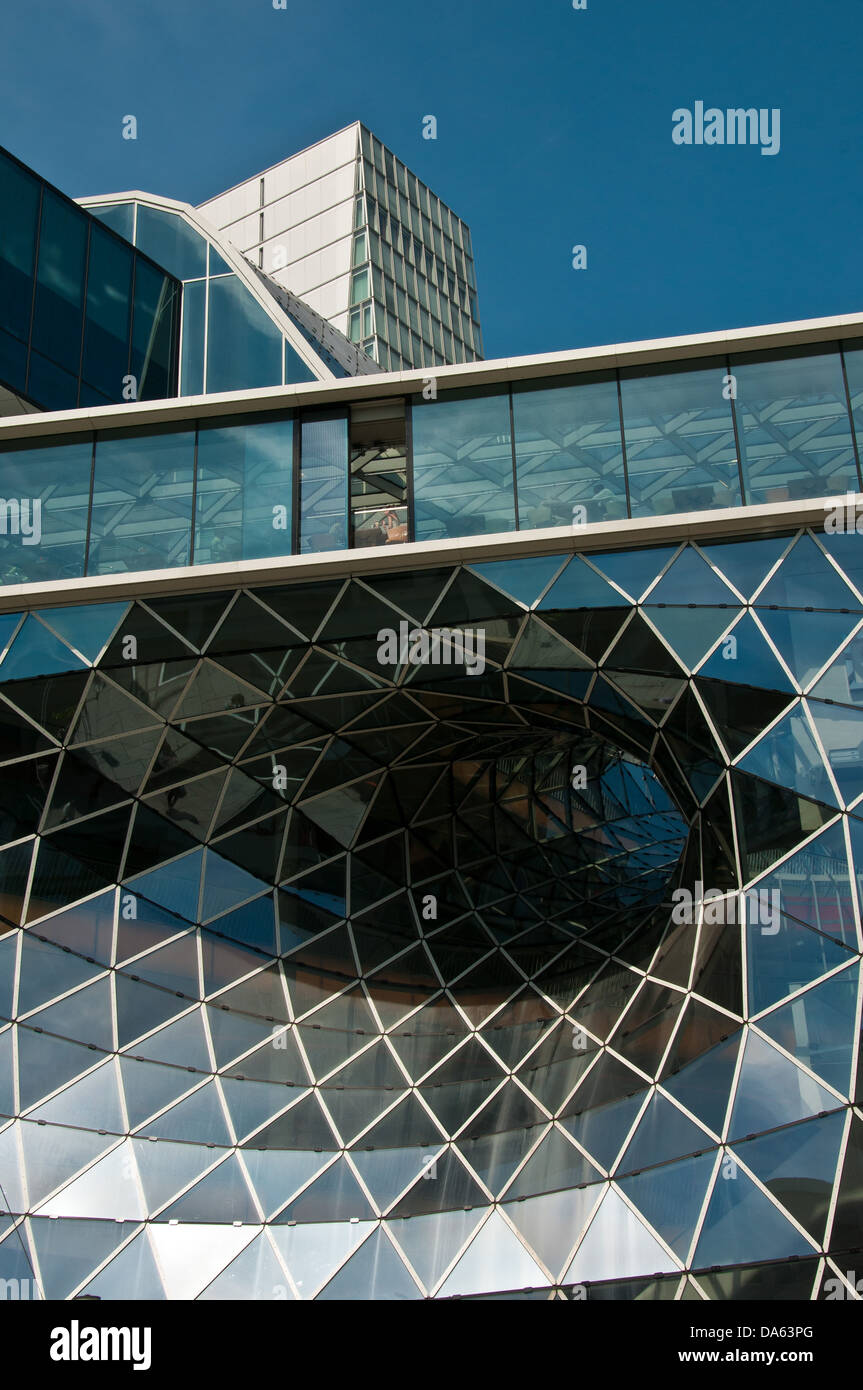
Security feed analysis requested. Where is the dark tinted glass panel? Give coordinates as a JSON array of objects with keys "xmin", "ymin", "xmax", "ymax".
[
  {"xmin": 180, "ymin": 279, "xmax": 205, "ymax": 396},
  {"xmin": 732, "ymin": 347, "xmax": 858, "ymax": 505},
  {"xmin": 0, "ymin": 151, "xmax": 40, "ymax": 342},
  {"xmin": 620, "ymin": 360, "xmax": 741, "ymax": 517},
  {"xmin": 300, "ymin": 414, "xmax": 348, "ymax": 553},
  {"xmin": 135, "ymin": 204, "xmax": 207, "ymax": 281},
  {"xmin": 82, "ymin": 224, "xmax": 133, "ymax": 398},
  {"xmin": 89, "ymin": 428, "xmax": 194, "ymax": 573},
  {"xmin": 206, "ymin": 276, "xmax": 282, "ymax": 393},
  {"xmin": 412, "ymin": 388, "xmax": 515, "ymax": 541},
  {"xmin": 131, "ymin": 259, "xmax": 178, "ymax": 401},
  {"xmin": 0, "ymin": 329, "xmax": 28, "ymax": 396},
  {"xmin": 27, "ymin": 352, "xmax": 79, "ymax": 410},
  {"xmin": 513, "ymin": 373, "xmax": 626, "ymax": 528},
  {"xmin": 31, "ymin": 189, "xmax": 88, "ymax": 372},
  {"xmin": 0, "ymin": 436, "xmax": 91, "ymax": 585},
  {"xmin": 285, "ymin": 340, "xmax": 316, "ymax": 385},
  {"xmin": 196, "ymin": 417, "xmax": 294, "ymax": 564}
]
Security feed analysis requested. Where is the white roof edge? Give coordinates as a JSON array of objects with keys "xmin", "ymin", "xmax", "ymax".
[
  {"xmin": 0, "ymin": 494, "xmax": 852, "ymax": 615},
  {"xmin": 3, "ymin": 308, "xmax": 863, "ymax": 440}
]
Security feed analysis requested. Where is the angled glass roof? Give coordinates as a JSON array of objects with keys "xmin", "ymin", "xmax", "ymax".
[{"xmin": 79, "ymin": 193, "xmax": 382, "ymax": 392}]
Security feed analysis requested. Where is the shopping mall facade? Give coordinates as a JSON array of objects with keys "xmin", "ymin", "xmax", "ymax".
[{"xmin": 0, "ymin": 129, "xmax": 861, "ymax": 1301}]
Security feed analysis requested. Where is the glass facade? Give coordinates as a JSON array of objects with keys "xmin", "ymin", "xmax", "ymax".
[
  {"xmin": 86, "ymin": 200, "xmax": 325, "ymax": 394},
  {"xmin": 0, "ymin": 526, "xmax": 861, "ymax": 1299},
  {"xmin": 0, "ymin": 147, "xmax": 180, "ymax": 411},
  {"xmin": 2, "ymin": 337, "xmax": 863, "ymax": 586},
  {"xmin": 357, "ymin": 126, "xmax": 482, "ymax": 373}
]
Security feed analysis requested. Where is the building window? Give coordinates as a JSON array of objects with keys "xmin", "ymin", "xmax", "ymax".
[{"xmin": 350, "ymin": 268, "xmax": 370, "ymax": 305}]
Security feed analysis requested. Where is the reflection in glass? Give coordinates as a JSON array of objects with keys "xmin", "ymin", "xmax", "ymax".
[
  {"xmin": 82, "ymin": 224, "xmax": 133, "ymax": 398},
  {"xmin": 299, "ymin": 415, "xmax": 348, "ymax": 553},
  {"xmin": 412, "ymin": 388, "xmax": 515, "ymax": 541},
  {"xmin": 620, "ymin": 360, "xmax": 741, "ymax": 517},
  {"xmin": 513, "ymin": 373, "xmax": 626, "ymax": 529},
  {"xmin": 0, "ymin": 151, "xmax": 40, "ymax": 348},
  {"xmin": 207, "ymin": 276, "xmax": 282, "ymax": 393},
  {"xmin": 196, "ymin": 417, "xmax": 294, "ymax": 564},
  {"xmin": 732, "ymin": 347, "xmax": 859, "ymax": 506},
  {"xmin": 135, "ymin": 204, "xmax": 207, "ymax": 281},
  {"xmin": 0, "ymin": 436, "xmax": 92, "ymax": 586},
  {"xmin": 31, "ymin": 189, "xmax": 88, "ymax": 378},
  {"xmin": 89, "ymin": 428, "xmax": 194, "ymax": 573}
]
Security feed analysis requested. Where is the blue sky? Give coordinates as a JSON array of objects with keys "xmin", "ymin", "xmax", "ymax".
[{"xmin": 2, "ymin": 0, "xmax": 860, "ymax": 359}]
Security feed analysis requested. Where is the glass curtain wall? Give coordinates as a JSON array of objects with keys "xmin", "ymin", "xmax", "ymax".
[
  {"xmin": 1, "ymin": 339, "xmax": 862, "ymax": 586},
  {"xmin": 0, "ymin": 148, "xmax": 180, "ymax": 411}
]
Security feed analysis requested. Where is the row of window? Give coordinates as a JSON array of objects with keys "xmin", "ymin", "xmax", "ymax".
[
  {"xmin": 2, "ymin": 341, "xmax": 862, "ymax": 587},
  {"xmin": 358, "ymin": 131, "xmax": 473, "ymax": 258},
  {"xmin": 364, "ymin": 194, "xmax": 477, "ymax": 296},
  {"xmin": 347, "ymin": 285, "xmax": 478, "ymax": 367},
  {"xmin": 0, "ymin": 149, "xmax": 180, "ymax": 412}
]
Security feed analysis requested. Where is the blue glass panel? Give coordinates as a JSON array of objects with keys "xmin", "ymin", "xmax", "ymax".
[
  {"xmin": 728, "ymin": 1032, "xmax": 838, "ymax": 1140},
  {"xmin": 759, "ymin": 965, "xmax": 858, "ymax": 1094},
  {"xmin": 31, "ymin": 189, "xmax": 87, "ymax": 374},
  {"xmin": 729, "ymin": 1112, "xmax": 845, "ymax": 1245},
  {"xmin": 180, "ymin": 277, "xmax": 205, "ymax": 396},
  {"xmin": 0, "ymin": 615, "xmax": 87, "ymax": 679},
  {"xmin": 757, "ymin": 610, "xmax": 858, "ymax": 690},
  {"xmin": 755, "ymin": 534, "xmax": 858, "ymax": 610},
  {"xmin": 200, "ymin": 849, "xmax": 268, "ymax": 920},
  {"xmin": 753, "ymin": 818, "xmax": 857, "ymax": 947},
  {"xmin": 697, "ymin": 613, "xmax": 795, "ymax": 691},
  {"xmin": 82, "ymin": 224, "xmax": 133, "ymax": 399},
  {"xmin": 661, "ymin": 1034, "xmax": 741, "ymax": 1136},
  {"xmin": 619, "ymin": 1093, "xmax": 711, "ymax": 1173},
  {"xmin": 207, "ymin": 245, "xmax": 231, "ymax": 277},
  {"xmin": 699, "ymin": 535, "xmax": 789, "ymax": 599},
  {"xmin": 89, "ymin": 427, "xmax": 194, "ymax": 573},
  {"xmin": 648, "ymin": 546, "xmax": 737, "ymax": 605},
  {"xmin": 195, "ymin": 417, "xmax": 293, "ymax": 564},
  {"xmin": 131, "ymin": 258, "xmax": 178, "ymax": 402},
  {"xmin": 809, "ymin": 628, "xmax": 863, "ymax": 707},
  {"xmin": 618, "ymin": 1152, "xmax": 715, "ymax": 1261},
  {"xmin": 512, "ymin": 373, "xmax": 626, "ymax": 528},
  {"xmin": 747, "ymin": 915, "xmax": 852, "ymax": 1017},
  {"xmin": 129, "ymin": 849, "xmax": 204, "ymax": 921},
  {"xmin": 470, "ymin": 555, "xmax": 566, "ymax": 608},
  {"xmin": 559, "ymin": 1093, "xmax": 643, "ymax": 1169},
  {"xmin": 299, "ymin": 414, "xmax": 348, "ymax": 554},
  {"xmin": 0, "ymin": 151, "xmax": 40, "ymax": 342},
  {"xmin": 134, "ymin": 204, "xmax": 207, "ymax": 281},
  {"xmin": 34, "ymin": 602, "xmax": 128, "ymax": 662},
  {"xmin": 538, "ymin": 556, "xmax": 629, "ymax": 610},
  {"xmin": 87, "ymin": 202, "xmax": 134, "ymax": 242},
  {"xmin": 732, "ymin": 347, "xmax": 858, "ymax": 506},
  {"xmin": 207, "ymin": 275, "xmax": 282, "ymax": 393},
  {"xmin": 694, "ymin": 1164, "xmax": 813, "ymax": 1267},
  {"xmin": 737, "ymin": 704, "xmax": 839, "ymax": 806},
  {"xmin": 285, "ymin": 339, "xmax": 317, "ymax": 384},
  {"xmin": 620, "ymin": 360, "xmax": 740, "ymax": 518},
  {"xmin": 0, "ymin": 436, "xmax": 92, "ymax": 585},
  {"xmin": 0, "ymin": 328, "xmax": 27, "ymax": 396},
  {"xmin": 806, "ymin": 699, "xmax": 863, "ymax": 802},
  {"xmin": 586, "ymin": 545, "xmax": 678, "ymax": 601},
  {"xmin": 412, "ymin": 389, "xmax": 515, "ymax": 541},
  {"xmin": 27, "ymin": 352, "xmax": 79, "ymax": 410}
]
